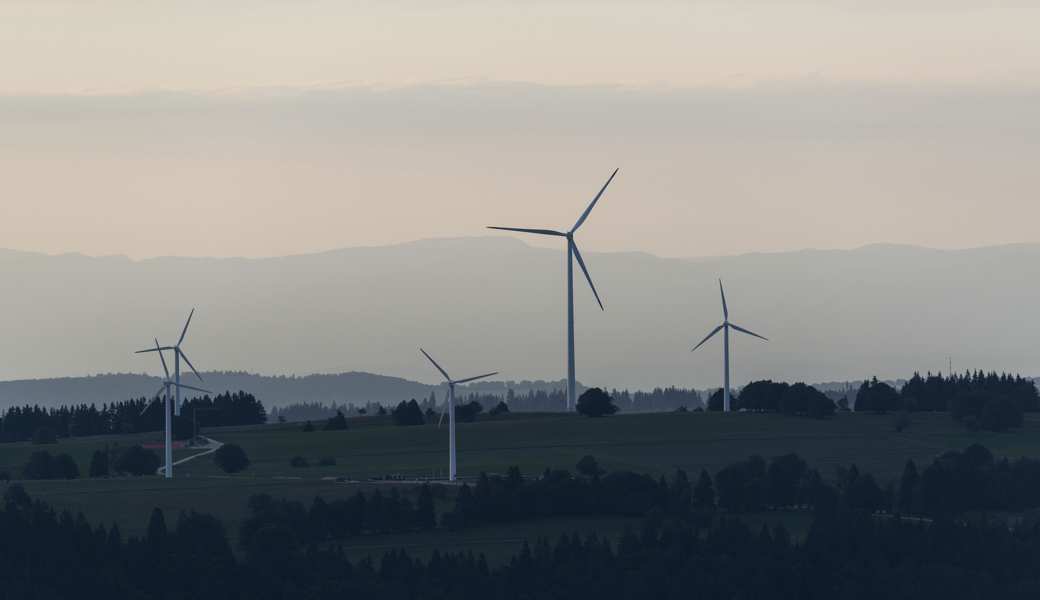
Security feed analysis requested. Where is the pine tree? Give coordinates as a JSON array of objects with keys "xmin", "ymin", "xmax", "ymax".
[
  {"xmin": 898, "ymin": 459, "xmax": 917, "ymax": 511},
  {"xmin": 692, "ymin": 469, "xmax": 715, "ymax": 509},
  {"xmin": 416, "ymin": 484, "xmax": 436, "ymax": 530}
]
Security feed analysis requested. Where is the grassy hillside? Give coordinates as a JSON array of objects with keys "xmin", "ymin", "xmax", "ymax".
[{"xmin": 3, "ymin": 410, "xmax": 1037, "ymax": 563}]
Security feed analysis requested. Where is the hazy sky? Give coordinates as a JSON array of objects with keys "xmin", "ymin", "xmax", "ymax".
[{"xmin": 2, "ymin": 0, "xmax": 1039, "ymax": 260}]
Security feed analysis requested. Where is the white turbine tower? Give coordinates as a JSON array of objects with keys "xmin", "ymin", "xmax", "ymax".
[
  {"xmin": 136, "ymin": 309, "xmax": 203, "ymax": 417},
  {"xmin": 140, "ymin": 340, "xmax": 211, "ymax": 478},
  {"xmin": 420, "ymin": 348, "xmax": 496, "ymax": 482},
  {"xmin": 691, "ymin": 280, "xmax": 768, "ymax": 412},
  {"xmin": 488, "ymin": 169, "xmax": 617, "ymax": 412}
]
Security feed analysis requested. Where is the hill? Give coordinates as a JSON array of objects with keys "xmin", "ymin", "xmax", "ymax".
[{"xmin": 0, "ymin": 370, "xmax": 583, "ymax": 411}]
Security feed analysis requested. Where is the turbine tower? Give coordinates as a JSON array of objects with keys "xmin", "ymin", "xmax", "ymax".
[
  {"xmin": 691, "ymin": 280, "xmax": 768, "ymax": 411},
  {"xmin": 420, "ymin": 348, "xmax": 496, "ymax": 482},
  {"xmin": 488, "ymin": 169, "xmax": 617, "ymax": 412},
  {"xmin": 136, "ymin": 309, "xmax": 203, "ymax": 417},
  {"xmin": 140, "ymin": 340, "xmax": 211, "ymax": 478}
]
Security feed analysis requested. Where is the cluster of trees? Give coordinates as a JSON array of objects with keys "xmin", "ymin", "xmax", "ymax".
[
  {"xmin": 0, "ymin": 390, "xmax": 269, "ymax": 443},
  {"xmin": 857, "ymin": 371, "xmax": 1038, "ymax": 432},
  {"xmin": 502, "ymin": 388, "xmax": 568, "ymax": 412},
  {"xmin": 20, "ymin": 451, "xmax": 80, "ymax": 480},
  {"xmin": 898, "ymin": 445, "xmax": 1040, "ymax": 516},
  {"xmin": 239, "ymin": 486, "xmax": 437, "ymax": 549},
  {"xmin": 181, "ymin": 391, "xmax": 268, "ymax": 428},
  {"xmin": 440, "ymin": 460, "xmax": 698, "ymax": 529},
  {"xmin": 391, "ymin": 399, "xmax": 425, "ymax": 426},
  {"xmin": 708, "ymin": 443, "xmax": 1040, "ymax": 518},
  {"xmin": 268, "ymin": 400, "xmax": 392, "ymax": 423},
  {"xmin": 2, "ymin": 484, "xmax": 1040, "ymax": 599},
  {"xmin": 723, "ymin": 381, "xmax": 836, "ymax": 417},
  {"xmin": 609, "ymin": 387, "xmax": 704, "ymax": 412},
  {"xmin": 18, "ymin": 444, "xmax": 163, "ymax": 480},
  {"xmin": 710, "ymin": 453, "xmax": 887, "ymax": 514}
]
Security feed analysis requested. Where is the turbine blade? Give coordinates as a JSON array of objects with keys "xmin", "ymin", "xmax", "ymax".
[
  {"xmin": 155, "ymin": 339, "xmax": 170, "ymax": 379},
  {"xmin": 570, "ymin": 168, "xmax": 618, "ymax": 233},
  {"xmin": 135, "ymin": 346, "xmax": 174, "ymax": 353},
  {"xmin": 486, "ymin": 227, "xmax": 566, "ymax": 237},
  {"xmin": 728, "ymin": 323, "xmax": 768, "ymax": 341},
  {"xmin": 691, "ymin": 324, "xmax": 725, "ymax": 352},
  {"xmin": 438, "ymin": 393, "xmax": 449, "ymax": 428},
  {"xmin": 453, "ymin": 372, "xmax": 498, "ymax": 385},
  {"xmin": 178, "ymin": 308, "xmax": 194, "ymax": 345},
  {"xmin": 140, "ymin": 386, "xmax": 164, "ymax": 415},
  {"xmin": 178, "ymin": 350, "xmax": 203, "ymax": 381},
  {"xmin": 420, "ymin": 348, "xmax": 452, "ymax": 382},
  {"xmin": 571, "ymin": 242, "xmax": 603, "ymax": 310},
  {"xmin": 171, "ymin": 382, "xmax": 212, "ymax": 394},
  {"xmin": 719, "ymin": 279, "xmax": 728, "ymax": 321}
]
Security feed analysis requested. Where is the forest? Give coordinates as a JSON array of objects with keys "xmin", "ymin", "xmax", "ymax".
[
  {"xmin": 0, "ymin": 391, "xmax": 267, "ymax": 442},
  {"xmin": 2, "ymin": 443, "xmax": 1040, "ymax": 599}
]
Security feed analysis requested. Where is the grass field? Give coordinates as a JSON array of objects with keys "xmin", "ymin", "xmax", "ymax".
[{"xmin": 3, "ymin": 410, "xmax": 1038, "ymax": 561}]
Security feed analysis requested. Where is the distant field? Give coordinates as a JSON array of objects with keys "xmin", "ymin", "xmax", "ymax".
[{"xmin": 3, "ymin": 410, "xmax": 1037, "ymax": 561}]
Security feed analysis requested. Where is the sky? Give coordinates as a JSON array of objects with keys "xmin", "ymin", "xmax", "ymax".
[{"xmin": 1, "ymin": 0, "xmax": 1039, "ymax": 262}]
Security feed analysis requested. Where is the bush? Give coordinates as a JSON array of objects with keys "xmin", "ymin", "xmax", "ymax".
[
  {"xmin": 302, "ymin": 420, "xmax": 314, "ymax": 432},
  {"xmin": 377, "ymin": 406, "xmax": 388, "ymax": 416},
  {"xmin": 324, "ymin": 410, "xmax": 348, "ymax": 431},
  {"xmin": 391, "ymin": 399, "xmax": 425, "ymax": 426},
  {"xmin": 963, "ymin": 415, "xmax": 981, "ymax": 432},
  {"xmin": 0, "ymin": 470, "xmax": 9, "ymax": 482},
  {"xmin": 55, "ymin": 453, "xmax": 79, "ymax": 479},
  {"xmin": 112, "ymin": 445, "xmax": 161, "ymax": 476},
  {"xmin": 88, "ymin": 450, "xmax": 110, "ymax": 477},
  {"xmin": 316, "ymin": 457, "xmax": 336, "ymax": 467},
  {"xmin": 22, "ymin": 451, "xmax": 57, "ymax": 479},
  {"xmin": 290, "ymin": 456, "xmax": 309, "ymax": 468},
  {"xmin": 576, "ymin": 388, "xmax": 619, "ymax": 417},
  {"xmin": 489, "ymin": 401, "xmax": 510, "ymax": 418},
  {"xmin": 213, "ymin": 444, "xmax": 251, "ymax": 473},
  {"xmin": 31, "ymin": 426, "xmax": 57, "ymax": 445}
]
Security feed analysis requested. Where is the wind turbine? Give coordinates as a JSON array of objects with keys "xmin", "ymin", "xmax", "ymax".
[
  {"xmin": 140, "ymin": 340, "xmax": 211, "ymax": 478},
  {"xmin": 488, "ymin": 169, "xmax": 617, "ymax": 412},
  {"xmin": 136, "ymin": 309, "xmax": 203, "ymax": 417},
  {"xmin": 691, "ymin": 280, "xmax": 768, "ymax": 412},
  {"xmin": 420, "ymin": 348, "xmax": 496, "ymax": 482}
]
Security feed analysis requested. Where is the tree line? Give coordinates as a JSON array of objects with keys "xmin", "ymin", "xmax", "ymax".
[
  {"xmin": 610, "ymin": 387, "xmax": 704, "ymax": 412},
  {"xmin": 0, "ymin": 391, "xmax": 267, "ymax": 443},
  {"xmin": 1, "ymin": 482, "xmax": 1039, "ymax": 599},
  {"xmin": 857, "ymin": 370, "xmax": 1038, "ymax": 432}
]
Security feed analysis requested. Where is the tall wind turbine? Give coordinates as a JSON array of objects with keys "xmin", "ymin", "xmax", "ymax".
[
  {"xmin": 420, "ymin": 348, "xmax": 496, "ymax": 482},
  {"xmin": 691, "ymin": 280, "xmax": 768, "ymax": 412},
  {"xmin": 136, "ymin": 309, "xmax": 203, "ymax": 417},
  {"xmin": 488, "ymin": 169, "xmax": 617, "ymax": 412},
  {"xmin": 140, "ymin": 340, "xmax": 211, "ymax": 478}
]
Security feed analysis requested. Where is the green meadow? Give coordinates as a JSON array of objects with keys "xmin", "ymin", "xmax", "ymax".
[{"xmin": 3, "ymin": 410, "xmax": 1038, "ymax": 562}]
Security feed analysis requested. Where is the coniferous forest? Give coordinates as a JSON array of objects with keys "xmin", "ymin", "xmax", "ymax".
[{"xmin": 2, "ymin": 443, "xmax": 1040, "ymax": 599}]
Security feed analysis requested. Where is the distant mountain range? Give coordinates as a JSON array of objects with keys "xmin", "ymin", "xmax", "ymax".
[{"xmin": 1, "ymin": 237, "xmax": 1038, "ymax": 398}]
